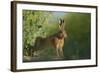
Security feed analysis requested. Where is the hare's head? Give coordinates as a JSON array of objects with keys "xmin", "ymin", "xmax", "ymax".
[{"xmin": 58, "ymin": 18, "xmax": 67, "ymax": 38}]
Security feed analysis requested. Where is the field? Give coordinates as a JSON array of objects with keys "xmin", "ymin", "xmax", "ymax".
[{"xmin": 22, "ymin": 10, "xmax": 91, "ymax": 62}]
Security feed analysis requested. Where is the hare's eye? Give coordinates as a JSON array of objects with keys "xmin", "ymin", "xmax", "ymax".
[{"xmin": 37, "ymin": 25, "xmax": 42, "ymax": 28}]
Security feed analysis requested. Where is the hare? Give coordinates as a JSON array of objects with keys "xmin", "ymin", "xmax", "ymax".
[{"xmin": 30, "ymin": 18, "xmax": 67, "ymax": 57}]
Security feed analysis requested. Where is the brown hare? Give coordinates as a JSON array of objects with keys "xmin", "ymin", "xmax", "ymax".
[{"xmin": 30, "ymin": 18, "xmax": 67, "ymax": 57}]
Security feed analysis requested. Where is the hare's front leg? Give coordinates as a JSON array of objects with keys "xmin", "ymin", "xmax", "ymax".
[
  {"xmin": 56, "ymin": 48, "xmax": 64, "ymax": 57},
  {"xmin": 56, "ymin": 48, "xmax": 60, "ymax": 57},
  {"xmin": 59, "ymin": 40, "xmax": 64, "ymax": 57},
  {"xmin": 59, "ymin": 48, "xmax": 64, "ymax": 57}
]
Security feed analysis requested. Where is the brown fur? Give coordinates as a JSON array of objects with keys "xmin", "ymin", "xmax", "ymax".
[{"xmin": 30, "ymin": 19, "xmax": 67, "ymax": 57}]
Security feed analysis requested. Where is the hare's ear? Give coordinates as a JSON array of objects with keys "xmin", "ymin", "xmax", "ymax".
[
  {"xmin": 58, "ymin": 18, "xmax": 65, "ymax": 30},
  {"xmin": 62, "ymin": 19, "xmax": 65, "ymax": 28}
]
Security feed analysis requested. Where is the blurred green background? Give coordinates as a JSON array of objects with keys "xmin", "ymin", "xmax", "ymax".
[{"xmin": 23, "ymin": 10, "xmax": 91, "ymax": 61}]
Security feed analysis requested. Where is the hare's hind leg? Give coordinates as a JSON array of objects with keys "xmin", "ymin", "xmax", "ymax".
[{"xmin": 30, "ymin": 48, "xmax": 34, "ymax": 57}]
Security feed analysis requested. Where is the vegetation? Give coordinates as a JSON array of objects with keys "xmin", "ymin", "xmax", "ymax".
[{"xmin": 23, "ymin": 10, "xmax": 91, "ymax": 61}]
